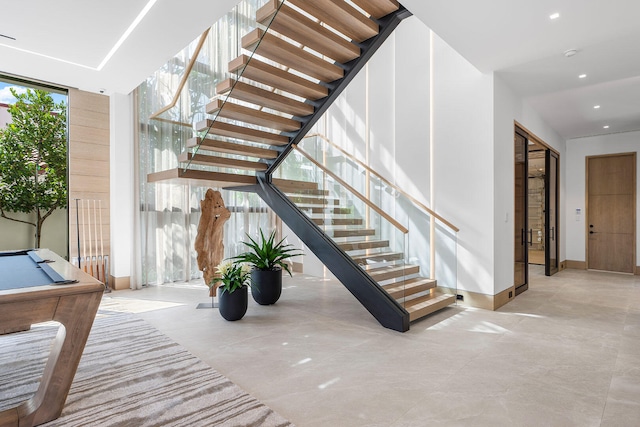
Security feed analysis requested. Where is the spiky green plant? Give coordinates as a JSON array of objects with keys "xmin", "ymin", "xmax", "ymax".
[
  {"xmin": 234, "ymin": 229, "xmax": 303, "ymax": 276},
  {"xmin": 209, "ymin": 260, "xmax": 251, "ymax": 294}
]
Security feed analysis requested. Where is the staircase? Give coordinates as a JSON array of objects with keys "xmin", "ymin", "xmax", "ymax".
[
  {"xmin": 148, "ymin": 0, "xmax": 457, "ymax": 331},
  {"xmin": 283, "ymin": 160, "xmax": 456, "ymax": 324}
]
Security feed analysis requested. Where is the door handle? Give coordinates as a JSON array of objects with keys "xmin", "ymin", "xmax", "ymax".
[
  {"xmin": 551, "ymin": 226, "xmax": 555, "ymax": 240},
  {"xmin": 528, "ymin": 229, "xmax": 533, "ymax": 246},
  {"xmin": 589, "ymin": 231, "xmax": 596, "ymax": 234}
]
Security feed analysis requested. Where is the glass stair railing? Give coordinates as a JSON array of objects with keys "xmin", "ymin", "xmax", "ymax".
[
  {"xmin": 273, "ymin": 144, "xmax": 457, "ymax": 324},
  {"xmin": 298, "ymin": 134, "xmax": 459, "ymax": 312},
  {"xmin": 148, "ymin": 0, "xmax": 411, "ymax": 190},
  {"xmin": 145, "ymin": 0, "xmax": 420, "ymax": 331}
]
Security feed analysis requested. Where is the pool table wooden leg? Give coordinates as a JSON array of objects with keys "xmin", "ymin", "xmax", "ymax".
[{"xmin": 15, "ymin": 291, "xmax": 102, "ymax": 427}]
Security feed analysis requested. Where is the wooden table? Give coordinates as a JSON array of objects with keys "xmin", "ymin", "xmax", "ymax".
[{"xmin": 0, "ymin": 249, "xmax": 104, "ymax": 427}]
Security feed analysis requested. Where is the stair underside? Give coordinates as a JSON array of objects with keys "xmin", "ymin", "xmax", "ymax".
[
  {"xmin": 186, "ymin": 137, "xmax": 279, "ymax": 159},
  {"xmin": 178, "ymin": 152, "xmax": 267, "ymax": 171},
  {"xmin": 229, "ymin": 55, "xmax": 328, "ymax": 100},
  {"xmin": 147, "ymin": 168, "xmax": 257, "ymax": 187},
  {"xmin": 217, "ymin": 79, "xmax": 314, "ymax": 118},
  {"xmin": 244, "ymin": 29, "xmax": 344, "ymax": 83},
  {"xmin": 286, "ymin": 0, "xmax": 379, "ymax": 42},
  {"xmin": 257, "ymin": 0, "xmax": 360, "ymax": 64},
  {"xmin": 196, "ymin": 119, "xmax": 289, "ymax": 146},
  {"xmin": 206, "ymin": 98, "xmax": 301, "ymax": 133},
  {"xmin": 350, "ymin": 0, "xmax": 400, "ymax": 19}
]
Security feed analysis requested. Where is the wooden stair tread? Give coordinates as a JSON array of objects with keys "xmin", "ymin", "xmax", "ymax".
[
  {"xmin": 312, "ymin": 217, "xmax": 363, "ymax": 226},
  {"xmin": 186, "ymin": 137, "xmax": 278, "ymax": 159},
  {"xmin": 196, "ymin": 118, "xmax": 289, "ymax": 146},
  {"xmin": 257, "ymin": 0, "xmax": 360, "ymax": 63},
  {"xmin": 332, "ymin": 228, "xmax": 375, "ymax": 237},
  {"xmin": 178, "ymin": 152, "xmax": 267, "ymax": 171},
  {"xmin": 382, "ymin": 277, "xmax": 437, "ymax": 299},
  {"xmin": 217, "ymin": 79, "xmax": 314, "ymax": 117},
  {"xmin": 229, "ymin": 55, "xmax": 328, "ymax": 100},
  {"xmin": 147, "ymin": 168, "xmax": 257, "ymax": 187},
  {"xmin": 286, "ymin": 0, "xmax": 378, "ymax": 42},
  {"xmin": 350, "ymin": 0, "xmax": 400, "ymax": 19},
  {"xmin": 284, "ymin": 188, "xmax": 330, "ymax": 196},
  {"xmin": 288, "ymin": 196, "xmax": 340, "ymax": 205},
  {"xmin": 351, "ymin": 251, "xmax": 403, "ymax": 264},
  {"xmin": 299, "ymin": 206, "xmax": 352, "ymax": 214},
  {"xmin": 272, "ymin": 178, "xmax": 319, "ymax": 192},
  {"xmin": 206, "ymin": 99, "xmax": 301, "ymax": 132},
  {"xmin": 338, "ymin": 239, "xmax": 388, "ymax": 251},
  {"xmin": 366, "ymin": 264, "xmax": 420, "ymax": 282},
  {"xmin": 406, "ymin": 293, "xmax": 456, "ymax": 322},
  {"xmin": 243, "ymin": 29, "xmax": 344, "ymax": 83}
]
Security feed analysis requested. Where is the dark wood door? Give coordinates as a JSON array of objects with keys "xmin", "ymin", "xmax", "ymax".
[
  {"xmin": 587, "ymin": 153, "xmax": 636, "ymax": 273},
  {"xmin": 545, "ymin": 150, "xmax": 559, "ymax": 276},
  {"xmin": 514, "ymin": 132, "xmax": 528, "ymax": 293}
]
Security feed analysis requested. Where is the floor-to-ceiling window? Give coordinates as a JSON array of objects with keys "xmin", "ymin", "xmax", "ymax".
[
  {"xmin": 135, "ymin": 0, "xmax": 275, "ymax": 286},
  {"xmin": 0, "ymin": 75, "xmax": 69, "ymax": 258}
]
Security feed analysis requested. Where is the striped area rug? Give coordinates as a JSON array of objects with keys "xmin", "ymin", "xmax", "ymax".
[{"xmin": 0, "ymin": 311, "xmax": 292, "ymax": 427}]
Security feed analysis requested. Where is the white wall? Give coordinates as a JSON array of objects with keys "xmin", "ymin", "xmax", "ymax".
[
  {"xmin": 314, "ymin": 17, "xmax": 499, "ymax": 296},
  {"xmin": 0, "ymin": 104, "xmax": 11, "ymax": 128},
  {"xmin": 431, "ymin": 33, "xmax": 495, "ymax": 295},
  {"xmin": 109, "ymin": 92, "xmax": 135, "ymax": 285},
  {"xmin": 565, "ymin": 131, "xmax": 640, "ymax": 266},
  {"xmin": 493, "ymin": 76, "xmax": 567, "ymax": 294}
]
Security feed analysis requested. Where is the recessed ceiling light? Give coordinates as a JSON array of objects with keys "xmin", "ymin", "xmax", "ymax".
[
  {"xmin": 564, "ymin": 49, "xmax": 578, "ymax": 57},
  {"xmin": 550, "ymin": 13, "xmax": 560, "ymax": 20},
  {"xmin": 578, "ymin": 74, "xmax": 587, "ymax": 79},
  {"xmin": 594, "ymin": 105, "xmax": 600, "ymax": 109},
  {"xmin": 603, "ymin": 125, "xmax": 610, "ymax": 129}
]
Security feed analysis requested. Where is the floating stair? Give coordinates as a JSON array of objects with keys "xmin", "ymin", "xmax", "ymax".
[
  {"xmin": 186, "ymin": 137, "xmax": 279, "ymax": 159},
  {"xmin": 206, "ymin": 99, "xmax": 301, "ymax": 132},
  {"xmin": 286, "ymin": 186, "xmax": 455, "ymax": 323},
  {"xmin": 148, "ymin": 1, "xmax": 454, "ymax": 331},
  {"xmin": 228, "ymin": 55, "xmax": 328, "ymax": 100}
]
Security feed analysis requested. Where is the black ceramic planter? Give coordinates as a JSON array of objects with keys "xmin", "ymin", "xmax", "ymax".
[
  {"xmin": 218, "ymin": 286, "xmax": 248, "ymax": 321},
  {"xmin": 251, "ymin": 268, "xmax": 282, "ymax": 305}
]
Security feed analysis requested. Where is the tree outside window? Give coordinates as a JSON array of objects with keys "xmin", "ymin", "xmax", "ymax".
[{"xmin": 0, "ymin": 87, "xmax": 68, "ymax": 248}]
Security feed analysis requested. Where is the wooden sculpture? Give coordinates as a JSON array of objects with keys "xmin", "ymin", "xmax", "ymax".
[{"xmin": 195, "ymin": 189, "xmax": 231, "ymax": 296}]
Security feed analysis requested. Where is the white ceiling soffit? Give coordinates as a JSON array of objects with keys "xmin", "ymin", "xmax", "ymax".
[
  {"xmin": 403, "ymin": 0, "xmax": 640, "ymax": 139},
  {"xmin": 0, "ymin": 0, "xmax": 239, "ymax": 95}
]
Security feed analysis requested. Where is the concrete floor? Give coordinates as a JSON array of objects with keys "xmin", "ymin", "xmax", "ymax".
[{"xmin": 103, "ymin": 266, "xmax": 640, "ymax": 426}]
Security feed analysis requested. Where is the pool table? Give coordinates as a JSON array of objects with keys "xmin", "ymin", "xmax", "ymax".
[{"xmin": 0, "ymin": 249, "xmax": 104, "ymax": 427}]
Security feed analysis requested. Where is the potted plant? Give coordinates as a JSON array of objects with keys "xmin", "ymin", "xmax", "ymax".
[
  {"xmin": 234, "ymin": 230, "xmax": 303, "ymax": 305},
  {"xmin": 209, "ymin": 260, "xmax": 251, "ymax": 321}
]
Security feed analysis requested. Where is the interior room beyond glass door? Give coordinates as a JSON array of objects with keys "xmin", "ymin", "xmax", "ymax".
[
  {"xmin": 514, "ymin": 132, "xmax": 528, "ymax": 294},
  {"xmin": 545, "ymin": 150, "xmax": 559, "ymax": 276}
]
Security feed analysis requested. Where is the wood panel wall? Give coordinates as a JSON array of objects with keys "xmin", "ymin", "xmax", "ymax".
[{"xmin": 67, "ymin": 89, "xmax": 110, "ymax": 277}]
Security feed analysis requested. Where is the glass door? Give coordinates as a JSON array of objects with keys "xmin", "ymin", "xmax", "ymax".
[
  {"xmin": 545, "ymin": 150, "xmax": 559, "ymax": 276},
  {"xmin": 514, "ymin": 131, "xmax": 528, "ymax": 294}
]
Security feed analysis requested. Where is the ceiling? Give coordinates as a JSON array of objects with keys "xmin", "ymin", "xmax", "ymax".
[
  {"xmin": 404, "ymin": 0, "xmax": 640, "ymax": 140},
  {"xmin": 1, "ymin": 0, "xmax": 639, "ymax": 141},
  {"xmin": 0, "ymin": 0, "xmax": 238, "ymax": 95}
]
